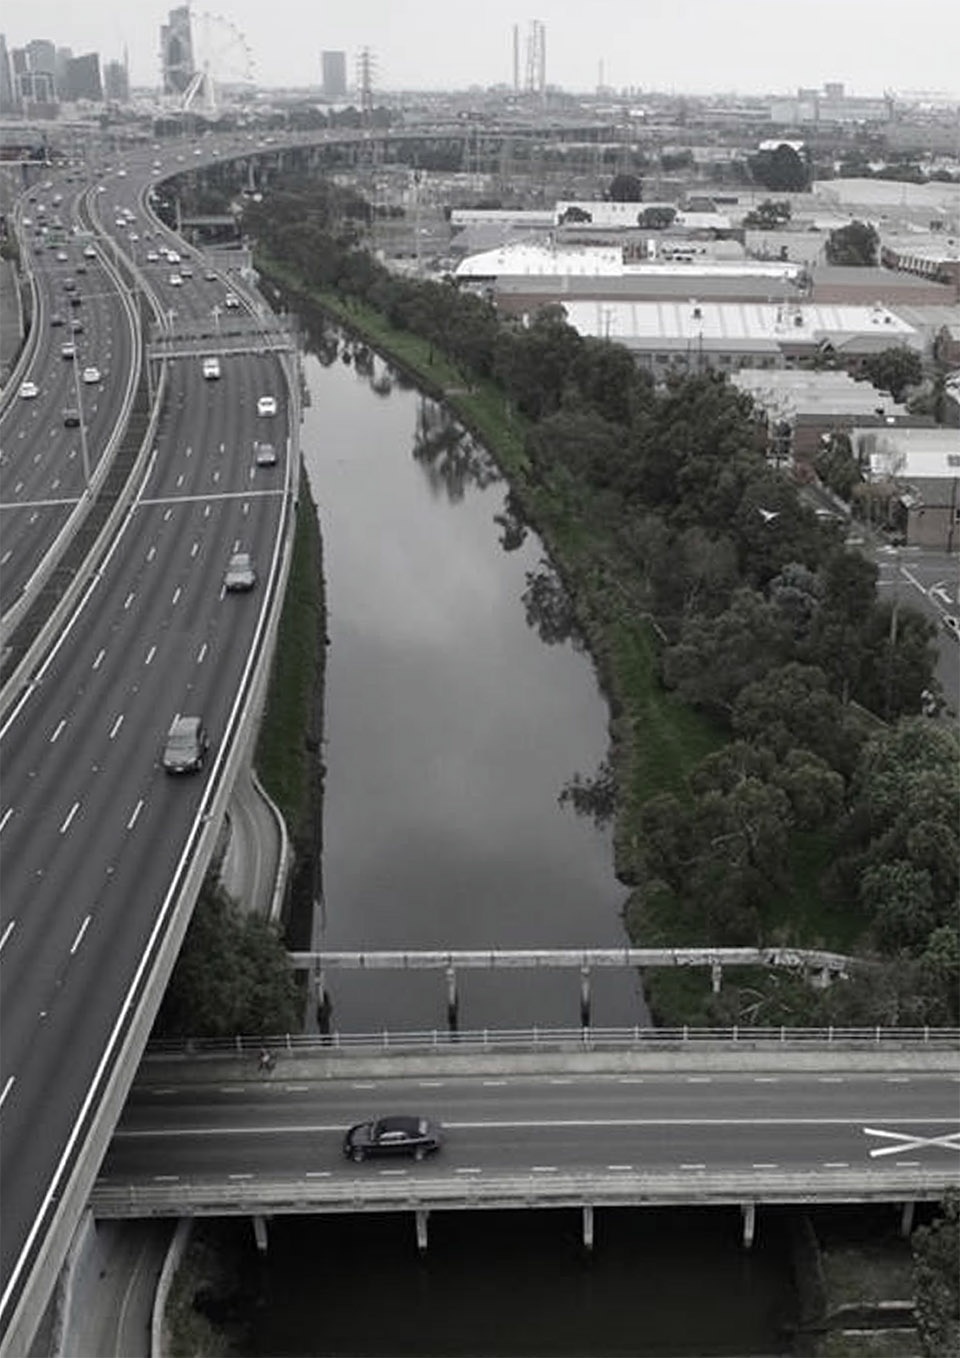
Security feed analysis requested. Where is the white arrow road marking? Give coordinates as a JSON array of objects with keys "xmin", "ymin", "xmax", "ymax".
[{"xmin": 864, "ymin": 1127, "xmax": 960, "ymax": 1157}]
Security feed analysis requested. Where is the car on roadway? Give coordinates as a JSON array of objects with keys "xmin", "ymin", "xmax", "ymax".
[
  {"xmin": 254, "ymin": 441, "xmax": 277, "ymax": 467},
  {"xmin": 203, "ymin": 268, "xmax": 217, "ymax": 281},
  {"xmin": 169, "ymin": 272, "xmax": 183, "ymax": 286},
  {"xmin": 202, "ymin": 356, "xmax": 221, "ymax": 380},
  {"xmin": 224, "ymin": 292, "xmax": 239, "ymax": 309},
  {"xmin": 146, "ymin": 250, "xmax": 159, "ymax": 262},
  {"xmin": 83, "ymin": 245, "xmax": 97, "ymax": 259},
  {"xmin": 343, "ymin": 1116, "xmax": 442, "ymax": 1164},
  {"xmin": 257, "ymin": 395, "xmax": 277, "ymax": 418},
  {"xmin": 63, "ymin": 407, "xmax": 80, "ymax": 427},
  {"xmin": 56, "ymin": 250, "xmax": 68, "ymax": 262},
  {"xmin": 223, "ymin": 552, "xmax": 257, "ymax": 592},
  {"xmin": 69, "ymin": 317, "xmax": 84, "ymax": 333},
  {"xmin": 60, "ymin": 342, "xmax": 76, "ymax": 360},
  {"xmin": 50, "ymin": 313, "xmax": 65, "ymax": 327},
  {"xmin": 19, "ymin": 380, "xmax": 39, "ymax": 399},
  {"xmin": 63, "ymin": 277, "xmax": 77, "ymax": 292},
  {"xmin": 82, "ymin": 365, "xmax": 101, "ymax": 384},
  {"xmin": 162, "ymin": 715, "xmax": 209, "ymax": 774}
]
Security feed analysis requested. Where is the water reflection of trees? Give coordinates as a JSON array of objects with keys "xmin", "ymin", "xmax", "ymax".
[
  {"xmin": 522, "ymin": 560, "xmax": 584, "ymax": 650},
  {"xmin": 412, "ymin": 398, "xmax": 500, "ymax": 502},
  {"xmin": 559, "ymin": 758, "xmax": 616, "ymax": 825},
  {"xmin": 494, "ymin": 492, "xmax": 527, "ymax": 552}
]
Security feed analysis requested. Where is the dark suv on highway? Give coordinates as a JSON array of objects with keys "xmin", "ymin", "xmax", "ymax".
[{"xmin": 162, "ymin": 715, "xmax": 209, "ymax": 774}]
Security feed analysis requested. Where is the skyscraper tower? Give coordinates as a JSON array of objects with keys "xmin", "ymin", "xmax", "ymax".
[
  {"xmin": 524, "ymin": 20, "xmax": 546, "ymax": 99},
  {"xmin": 321, "ymin": 50, "xmax": 347, "ymax": 100}
]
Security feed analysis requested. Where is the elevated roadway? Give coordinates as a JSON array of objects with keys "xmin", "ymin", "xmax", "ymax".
[
  {"xmin": 92, "ymin": 1040, "xmax": 960, "ymax": 1239},
  {"xmin": 0, "ymin": 148, "xmax": 298, "ymax": 1355}
]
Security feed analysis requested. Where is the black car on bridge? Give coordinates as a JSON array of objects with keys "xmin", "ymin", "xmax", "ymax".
[{"xmin": 343, "ymin": 1116, "xmax": 442, "ymax": 1163}]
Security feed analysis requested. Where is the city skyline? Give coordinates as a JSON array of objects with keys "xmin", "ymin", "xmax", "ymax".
[{"xmin": 2, "ymin": 0, "xmax": 960, "ymax": 99}]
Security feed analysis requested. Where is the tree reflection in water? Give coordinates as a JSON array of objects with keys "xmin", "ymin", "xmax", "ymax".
[
  {"xmin": 522, "ymin": 559, "xmax": 584, "ymax": 650},
  {"xmin": 411, "ymin": 397, "xmax": 500, "ymax": 502}
]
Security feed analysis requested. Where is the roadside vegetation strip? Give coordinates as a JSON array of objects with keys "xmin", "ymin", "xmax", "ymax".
[{"xmin": 254, "ymin": 464, "xmax": 324, "ymax": 850}]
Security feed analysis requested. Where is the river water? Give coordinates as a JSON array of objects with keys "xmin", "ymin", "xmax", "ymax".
[
  {"xmin": 299, "ymin": 335, "xmax": 642, "ymax": 1034},
  {"xmin": 240, "ymin": 325, "xmax": 798, "ymax": 1356}
]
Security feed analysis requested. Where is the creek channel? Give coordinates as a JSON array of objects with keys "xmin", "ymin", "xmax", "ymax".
[
  {"xmin": 230, "ymin": 323, "xmax": 799, "ymax": 1358},
  {"xmin": 298, "ymin": 330, "xmax": 643, "ymax": 1034}
]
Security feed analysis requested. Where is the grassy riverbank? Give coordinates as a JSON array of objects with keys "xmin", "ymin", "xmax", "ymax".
[{"xmin": 258, "ymin": 256, "xmax": 723, "ymax": 890}]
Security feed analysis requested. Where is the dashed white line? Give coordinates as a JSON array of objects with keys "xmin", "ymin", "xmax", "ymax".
[
  {"xmin": 50, "ymin": 719, "xmax": 66, "ymax": 743},
  {"xmin": 109, "ymin": 714, "xmax": 124, "ymax": 739},
  {"xmin": 752, "ymin": 1163, "xmax": 779, "ymax": 1170},
  {"xmin": 153, "ymin": 1175, "xmax": 180, "ymax": 1182},
  {"xmin": 171, "ymin": 587, "xmax": 181, "ymax": 605},
  {"xmin": 197, "ymin": 643, "xmax": 208, "ymax": 665},
  {"xmin": 482, "ymin": 1080, "xmax": 507, "ymax": 1087},
  {"xmin": 0, "ymin": 1077, "xmax": 14, "ymax": 1110},
  {"xmin": 531, "ymin": 1166, "xmax": 558, "ymax": 1173},
  {"xmin": 175, "ymin": 474, "xmax": 184, "ymax": 488},
  {"xmin": 680, "ymin": 1163, "xmax": 706, "ymax": 1170},
  {"xmin": 144, "ymin": 645, "xmax": 156, "ymax": 665},
  {"xmin": 895, "ymin": 1161, "xmax": 921, "ymax": 1168},
  {"xmin": 0, "ymin": 920, "xmax": 15, "ymax": 952},
  {"xmin": 92, "ymin": 648, "xmax": 105, "ymax": 670},
  {"xmin": 123, "ymin": 592, "xmax": 135, "ymax": 610},
  {"xmin": 823, "ymin": 1162, "xmax": 849, "ymax": 1169},
  {"xmin": 378, "ymin": 1169, "xmax": 408, "ymax": 1177},
  {"xmin": 0, "ymin": 808, "xmax": 12, "ymax": 835},
  {"xmin": 886, "ymin": 1077, "xmax": 909, "ymax": 1084},
  {"xmin": 127, "ymin": 799, "xmax": 144, "ymax": 830},
  {"xmin": 70, "ymin": 915, "xmax": 91, "ymax": 954},
  {"xmin": 283, "ymin": 1085, "xmax": 309, "ymax": 1093},
  {"xmin": 418, "ymin": 1080, "xmax": 444, "ymax": 1088},
  {"xmin": 60, "ymin": 801, "xmax": 80, "ymax": 834},
  {"xmin": 163, "ymin": 508, "xmax": 172, "ymax": 521},
  {"xmin": 190, "ymin": 541, "xmax": 199, "ymax": 558},
  {"xmin": 228, "ymin": 1173, "xmax": 253, "ymax": 1181},
  {"xmin": 754, "ymin": 1077, "xmax": 779, "ymax": 1084},
  {"xmin": 606, "ymin": 1164, "xmax": 634, "ymax": 1171},
  {"xmin": 351, "ymin": 1082, "xmax": 376, "ymax": 1089},
  {"xmin": 455, "ymin": 1167, "xmax": 482, "ymax": 1175},
  {"xmin": 147, "ymin": 545, "xmax": 156, "ymax": 562},
  {"xmin": 818, "ymin": 1077, "xmax": 844, "ymax": 1083},
  {"xmin": 306, "ymin": 1171, "xmax": 331, "ymax": 1179},
  {"xmin": 687, "ymin": 1077, "xmax": 712, "ymax": 1083}
]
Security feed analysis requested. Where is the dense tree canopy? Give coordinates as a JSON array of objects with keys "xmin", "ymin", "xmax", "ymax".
[{"xmin": 825, "ymin": 220, "xmax": 879, "ymax": 266}]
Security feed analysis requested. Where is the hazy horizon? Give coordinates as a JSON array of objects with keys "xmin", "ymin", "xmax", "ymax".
[{"xmin": 3, "ymin": 0, "xmax": 960, "ymax": 101}]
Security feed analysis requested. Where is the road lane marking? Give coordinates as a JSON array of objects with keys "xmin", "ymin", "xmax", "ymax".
[
  {"xmin": 607, "ymin": 1164, "xmax": 634, "ymax": 1171},
  {"xmin": 0, "ymin": 920, "xmax": 15, "ymax": 952},
  {"xmin": 190, "ymin": 541, "xmax": 199, "ymax": 558},
  {"xmin": 92, "ymin": 648, "xmax": 105, "ymax": 670},
  {"xmin": 818, "ymin": 1077, "xmax": 844, "ymax": 1083},
  {"xmin": 306, "ymin": 1171, "xmax": 331, "ymax": 1178},
  {"xmin": 50, "ymin": 719, "xmax": 66, "ymax": 743},
  {"xmin": 171, "ymin": 587, "xmax": 181, "ymax": 605},
  {"xmin": 865, "ymin": 1126, "xmax": 960, "ymax": 1156},
  {"xmin": 885, "ymin": 1077, "xmax": 909, "ymax": 1083},
  {"xmin": 823, "ymin": 1162, "xmax": 849, "ymax": 1168},
  {"xmin": 70, "ymin": 916, "xmax": 91, "ymax": 954},
  {"xmin": 0, "ymin": 808, "xmax": 12, "ymax": 834},
  {"xmin": 123, "ymin": 592, "xmax": 135, "ymax": 610},
  {"xmin": 549, "ymin": 1078, "xmax": 573, "ymax": 1085},
  {"xmin": 284, "ymin": 1085, "xmax": 310, "ymax": 1093},
  {"xmin": 197, "ymin": 643, "xmax": 207, "ymax": 665},
  {"xmin": 482, "ymin": 1080, "xmax": 507, "ymax": 1087},
  {"xmin": 418, "ymin": 1081, "xmax": 444, "ymax": 1087},
  {"xmin": 147, "ymin": 546, "xmax": 156, "ymax": 562},
  {"xmin": 127, "ymin": 799, "xmax": 144, "ymax": 830},
  {"xmin": 228, "ymin": 1173, "xmax": 253, "ymax": 1180},
  {"xmin": 455, "ymin": 1167, "xmax": 482, "ymax": 1174},
  {"xmin": 687, "ymin": 1077, "xmax": 712, "ymax": 1083},
  {"xmin": 0, "ymin": 1078, "xmax": 14, "ymax": 1110},
  {"xmin": 378, "ymin": 1169, "xmax": 408, "ymax": 1176},
  {"xmin": 531, "ymin": 1166, "xmax": 558, "ymax": 1173},
  {"xmin": 59, "ymin": 801, "xmax": 80, "ymax": 834},
  {"xmin": 752, "ymin": 1163, "xmax": 779, "ymax": 1169},
  {"xmin": 351, "ymin": 1082, "xmax": 376, "ymax": 1089},
  {"xmin": 144, "ymin": 645, "xmax": 156, "ymax": 665},
  {"xmin": 110, "ymin": 714, "xmax": 124, "ymax": 739},
  {"xmin": 754, "ymin": 1077, "xmax": 779, "ymax": 1083},
  {"xmin": 681, "ymin": 1163, "xmax": 706, "ymax": 1170},
  {"xmin": 153, "ymin": 1175, "xmax": 180, "ymax": 1182}
]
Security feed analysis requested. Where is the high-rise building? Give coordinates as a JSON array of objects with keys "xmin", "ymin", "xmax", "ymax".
[
  {"xmin": 161, "ymin": 6, "xmax": 195, "ymax": 95},
  {"xmin": 25, "ymin": 38, "xmax": 56, "ymax": 78},
  {"xmin": 103, "ymin": 59, "xmax": 130, "ymax": 103},
  {"xmin": 321, "ymin": 49, "xmax": 347, "ymax": 100},
  {"xmin": 0, "ymin": 34, "xmax": 16, "ymax": 113},
  {"xmin": 63, "ymin": 53, "xmax": 103, "ymax": 102}
]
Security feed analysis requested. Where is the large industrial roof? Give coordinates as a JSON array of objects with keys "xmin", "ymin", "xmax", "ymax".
[{"xmin": 455, "ymin": 241, "xmax": 803, "ymax": 283}]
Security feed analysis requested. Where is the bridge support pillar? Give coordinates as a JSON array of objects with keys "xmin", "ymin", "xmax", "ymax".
[
  {"xmin": 415, "ymin": 1209, "xmax": 430, "ymax": 1253},
  {"xmin": 741, "ymin": 1203, "xmax": 756, "ymax": 1249},
  {"xmin": 579, "ymin": 967, "xmax": 591, "ymax": 1029},
  {"xmin": 582, "ymin": 1204, "xmax": 594, "ymax": 1252},
  {"xmin": 711, "ymin": 963, "xmax": 723, "ymax": 994},
  {"xmin": 900, "ymin": 1200, "xmax": 916, "ymax": 1237},
  {"xmin": 446, "ymin": 966, "xmax": 458, "ymax": 1033},
  {"xmin": 252, "ymin": 1215, "xmax": 269, "ymax": 1254}
]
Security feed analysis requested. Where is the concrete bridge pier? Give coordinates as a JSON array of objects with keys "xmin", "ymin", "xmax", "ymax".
[
  {"xmin": 446, "ymin": 966, "xmax": 458, "ymax": 1033},
  {"xmin": 415, "ymin": 1209, "xmax": 430, "ymax": 1253},
  {"xmin": 579, "ymin": 966, "xmax": 591, "ymax": 1029},
  {"xmin": 582, "ymin": 1204, "xmax": 594, "ymax": 1252},
  {"xmin": 711, "ymin": 963, "xmax": 723, "ymax": 994},
  {"xmin": 252, "ymin": 1215, "xmax": 269, "ymax": 1254},
  {"xmin": 900, "ymin": 1200, "xmax": 916, "ymax": 1237},
  {"xmin": 741, "ymin": 1202, "xmax": 756, "ymax": 1249}
]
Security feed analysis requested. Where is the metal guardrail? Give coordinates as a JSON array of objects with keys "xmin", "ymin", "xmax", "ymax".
[
  {"xmin": 144, "ymin": 1026, "xmax": 960, "ymax": 1058},
  {"xmin": 89, "ymin": 1166, "xmax": 957, "ymax": 1219}
]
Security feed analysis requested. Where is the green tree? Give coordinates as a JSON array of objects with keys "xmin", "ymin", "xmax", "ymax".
[
  {"xmin": 743, "ymin": 199, "xmax": 792, "ymax": 229},
  {"xmin": 732, "ymin": 662, "xmax": 864, "ymax": 777},
  {"xmin": 912, "ymin": 1191, "xmax": 960, "ymax": 1358},
  {"xmin": 607, "ymin": 172, "xmax": 643, "ymax": 202},
  {"xmin": 749, "ymin": 143, "xmax": 810, "ymax": 192},
  {"xmin": 156, "ymin": 885, "xmax": 301, "ymax": 1039},
  {"xmin": 663, "ymin": 588, "xmax": 792, "ymax": 717},
  {"xmin": 861, "ymin": 346, "xmax": 923, "ymax": 402},
  {"xmin": 825, "ymin": 220, "xmax": 879, "ymax": 266}
]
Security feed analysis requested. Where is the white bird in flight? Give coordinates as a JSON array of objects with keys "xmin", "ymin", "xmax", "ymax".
[{"xmin": 757, "ymin": 507, "xmax": 779, "ymax": 523}]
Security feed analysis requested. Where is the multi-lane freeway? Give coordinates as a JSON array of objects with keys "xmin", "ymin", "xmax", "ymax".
[{"xmin": 0, "ymin": 147, "xmax": 296, "ymax": 1349}]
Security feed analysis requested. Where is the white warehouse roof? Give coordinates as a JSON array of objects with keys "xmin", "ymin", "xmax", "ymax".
[{"xmin": 455, "ymin": 241, "xmax": 804, "ymax": 284}]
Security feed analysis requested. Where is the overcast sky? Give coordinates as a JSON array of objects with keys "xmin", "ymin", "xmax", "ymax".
[{"xmin": 4, "ymin": 0, "xmax": 960, "ymax": 98}]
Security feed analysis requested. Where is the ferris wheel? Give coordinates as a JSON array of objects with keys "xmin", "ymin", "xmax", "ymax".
[{"xmin": 163, "ymin": 8, "xmax": 255, "ymax": 114}]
